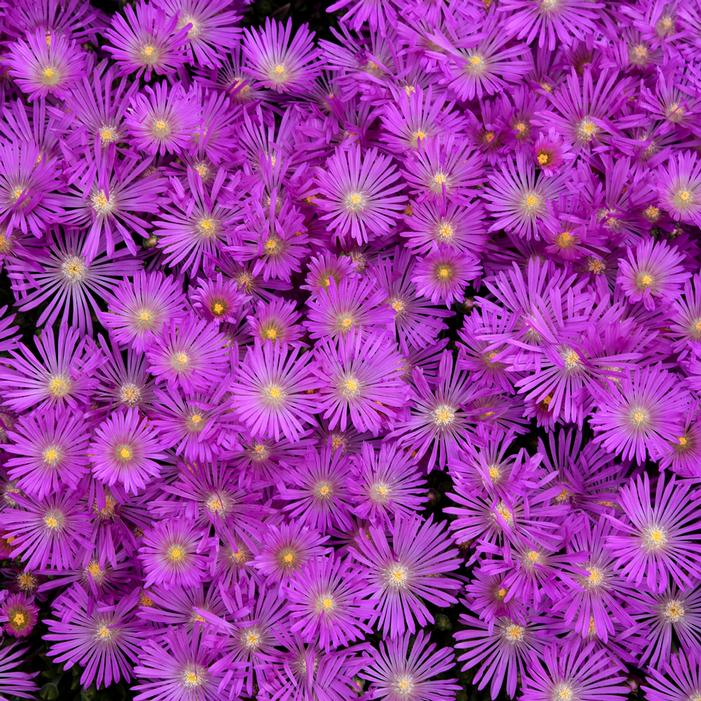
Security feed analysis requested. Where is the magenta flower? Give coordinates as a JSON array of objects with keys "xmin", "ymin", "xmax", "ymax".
[
  {"xmin": 315, "ymin": 144, "xmax": 407, "ymax": 245},
  {"xmin": 232, "ymin": 342, "xmax": 320, "ymax": 442},
  {"xmin": 605, "ymin": 473, "xmax": 701, "ymax": 593},
  {"xmin": 90, "ymin": 408, "xmax": 167, "ymax": 495},
  {"xmin": 590, "ymin": 366, "xmax": 687, "ymax": 464},
  {"xmin": 6, "ymin": 30, "xmax": 86, "ymax": 100},
  {"xmin": 352, "ymin": 514, "xmax": 461, "ymax": 638},
  {"xmin": 4, "ymin": 408, "xmax": 89, "ymax": 499},
  {"xmin": 45, "ymin": 586, "xmax": 144, "ymax": 689},
  {"xmin": 242, "ymin": 18, "xmax": 319, "ymax": 94},
  {"xmin": 360, "ymin": 631, "xmax": 459, "ymax": 701}
]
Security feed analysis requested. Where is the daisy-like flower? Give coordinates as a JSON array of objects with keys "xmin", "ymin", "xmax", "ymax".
[
  {"xmin": 313, "ymin": 331, "xmax": 408, "ymax": 434},
  {"xmin": 590, "ymin": 366, "xmax": 687, "ymax": 463},
  {"xmin": 305, "ymin": 276, "xmax": 394, "ymax": 340},
  {"xmin": 10, "ymin": 229, "xmax": 141, "ymax": 335},
  {"xmin": 360, "ymin": 631, "xmax": 459, "ymax": 701},
  {"xmin": 100, "ymin": 271, "xmax": 186, "ymax": 352},
  {"xmin": 246, "ymin": 298, "xmax": 302, "ymax": 345},
  {"xmin": 669, "ymin": 274, "xmax": 701, "ymax": 358},
  {"xmin": 658, "ymin": 151, "xmax": 701, "ymax": 225},
  {"xmin": 352, "ymin": 513, "xmax": 461, "ymax": 638},
  {"xmin": 402, "ymin": 198, "xmax": 486, "ymax": 256},
  {"xmin": 254, "ymin": 521, "xmax": 330, "ymax": 583},
  {"xmin": 643, "ymin": 650, "xmax": 701, "ymax": 701},
  {"xmin": 556, "ymin": 518, "xmax": 634, "ymax": 642},
  {"xmin": 285, "ymin": 554, "xmax": 372, "ymax": 651},
  {"xmin": 242, "ymin": 18, "xmax": 319, "ymax": 93},
  {"xmin": 348, "ymin": 441, "xmax": 425, "ymax": 525},
  {"xmin": 0, "ymin": 644, "xmax": 37, "ymax": 700},
  {"xmin": 456, "ymin": 610, "xmax": 549, "ymax": 698},
  {"xmin": 1, "ymin": 593, "xmax": 38, "ymax": 638},
  {"xmin": 133, "ymin": 627, "xmax": 224, "ymax": 701},
  {"xmin": 0, "ymin": 325, "xmax": 102, "ymax": 412},
  {"xmin": 0, "ymin": 140, "xmax": 61, "ymax": 239},
  {"xmin": 521, "ymin": 641, "xmax": 629, "ymax": 701},
  {"xmin": 154, "ymin": 0, "xmax": 241, "ymax": 68},
  {"xmin": 433, "ymin": 22, "xmax": 532, "ymax": 100},
  {"xmin": 500, "ymin": 0, "xmax": 604, "ymax": 50},
  {"xmin": 606, "ymin": 473, "xmax": 701, "ymax": 593},
  {"xmin": 146, "ymin": 315, "xmax": 230, "ymax": 395},
  {"xmin": 483, "ymin": 153, "xmax": 565, "ymax": 239},
  {"xmin": 628, "ymin": 585, "xmax": 701, "ymax": 669},
  {"xmin": 90, "ymin": 408, "xmax": 167, "ymax": 495},
  {"xmin": 278, "ymin": 446, "xmax": 354, "ymax": 533},
  {"xmin": 44, "ymin": 585, "xmax": 144, "ymax": 689},
  {"xmin": 6, "ymin": 30, "xmax": 86, "ymax": 99},
  {"xmin": 315, "ymin": 144, "xmax": 407, "ymax": 245},
  {"xmin": 412, "ymin": 245, "xmax": 481, "ymax": 306},
  {"xmin": 52, "ymin": 147, "xmax": 166, "ymax": 259},
  {"xmin": 103, "ymin": 1, "xmax": 188, "ymax": 78},
  {"xmin": 154, "ymin": 167, "xmax": 237, "ymax": 276},
  {"xmin": 390, "ymin": 353, "xmax": 478, "ymax": 471},
  {"xmin": 617, "ymin": 238, "xmax": 689, "ymax": 311},
  {"xmin": 232, "ymin": 342, "xmax": 320, "ymax": 442},
  {"xmin": 193, "ymin": 272, "xmax": 247, "ymax": 326},
  {"xmin": 535, "ymin": 68, "xmax": 633, "ymax": 150},
  {"xmin": 126, "ymin": 82, "xmax": 198, "ymax": 157},
  {"xmin": 4, "ymin": 408, "xmax": 89, "ymax": 499},
  {"xmin": 0, "ymin": 492, "xmax": 90, "ymax": 570},
  {"xmin": 139, "ymin": 518, "xmax": 208, "ymax": 590}
]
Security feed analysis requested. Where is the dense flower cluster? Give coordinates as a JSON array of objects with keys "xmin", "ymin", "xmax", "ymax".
[{"xmin": 0, "ymin": 0, "xmax": 700, "ymax": 700}]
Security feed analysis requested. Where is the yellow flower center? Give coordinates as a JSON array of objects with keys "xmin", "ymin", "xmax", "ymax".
[
  {"xmin": 211, "ymin": 301, "xmax": 226, "ymax": 316},
  {"xmin": 91, "ymin": 190, "xmax": 115, "ymax": 216},
  {"xmin": 503, "ymin": 623, "xmax": 525, "ymax": 642},
  {"xmin": 11, "ymin": 611, "xmax": 27, "ymax": 628},
  {"xmin": 436, "ymin": 220, "xmax": 455, "ymax": 242},
  {"xmin": 466, "ymin": 53, "xmax": 486, "ymax": 74},
  {"xmin": 643, "ymin": 205, "xmax": 660, "ymax": 221},
  {"xmin": 393, "ymin": 675, "xmax": 415, "ymax": 697},
  {"xmin": 629, "ymin": 406, "xmax": 650, "ymax": 429},
  {"xmin": 577, "ymin": 117, "xmax": 599, "ymax": 141},
  {"xmin": 115, "ymin": 444, "xmax": 133, "ymax": 462},
  {"xmin": 340, "ymin": 375, "xmax": 361, "ymax": 398},
  {"xmin": 584, "ymin": 566, "xmax": 605, "ymax": 588},
  {"xmin": 43, "ymin": 509, "xmax": 64, "ymax": 531},
  {"xmin": 674, "ymin": 188, "xmax": 694, "ymax": 210},
  {"xmin": 99, "ymin": 125, "xmax": 118, "ymax": 144},
  {"xmin": 552, "ymin": 682, "xmax": 574, "ymax": 701},
  {"xmin": 494, "ymin": 501, "xmax": 514, "ymax": 526},
  {"xmin": 278, "ymin": 547, "xmax": 297, "ymax": 568},
  {"xmin": 522, "ymin": 191, "xmax": 543, "ymax": 215},
  {"xmin": 170, "ymin": 351, "xmax": 191, "ymax": 371},
  {"xmin": 139, "ymin": 43, "xmax": 160, "ymax": 65},
  {"xmin": 120, "ymin": 383, "xmax": 142, "ymax": 406},
  {"xmin": 95, "ymin": 624, "xmax": 113, "ymax": 641},
  {"xmin": 40, "ymin": 65, "xmax": 60, "ymax": 86},
  {"xmin": 344, "ymin": 191, "xmax": 366, "ymax": 212},
  {"xmin": 370, "ymin": 481, "xmax": 391, "ymax": 503},
  {"xmin": 48, "ymin": 374, "xmax": 72, "ymax": 398},
  {"xmin": 390, "ymin": 297, "xmax": 406, "ymax": 314},
  {"xmin": 182, "ymin": 667, "xmax": 205, "ymax": 688},
  {"xmin": 166, "ymin": 544, "xmax": 187, "ymax": 563},
  {"xmin": 385, "ymin": 563, "xmax": 409, "ymax": 588},
  {"xmin": 435, "ymin": 263, "xmax": 453, "ymax": 281},
  {"xmin": 151, "ymin": 118, "xmax": 172, "ymax": 139},
  {"xmin": 556, "ymin": 231, "xmax": 575, "ymax": 248},
  {"xmin": 636, "ymin": 271, "xmax": 654, "ymax": 290},
  {"xmin": 336, "ymin": 314, "xmax": 354, "ymax": 332},
  {"xmin": 561, "ymin": 347, "xmax": 581, "ymax": 370},
  {"xmin": 242, "ymin": 628, "xmax": 262, "ymax": 649},
  {"xmin": 315, "ymin": 594, "xmax": 336, "ymax": 613},
  {"xmin": 269, "ymin": 63, "xmax": 288, "ymax": 83},
  {"xmin": 186, "ymin": 412, "xmax": 205, "ymax": 432},
  {"xmin": 196, "ymin": 216, "xmax": 218, "ymax": 239},
  {"xmin": 642, "ymin": 525, "xmax": 668, "ymax": 552},
  {"xmin": 432, "ymin": 403, "xmax": 456, "ymax": 427},
  {"xmin": 61, "ymin": 256, "xmax": 87, "ymax": 282},
  {"xmin": 587, "ymin": 258, "xmax": 605, "ymax": 274},
  {"xmin": 42, "ymin": 444, "xmax": 62, "ymax": 467},
  {"xmin": 263, "ymin": 383, "xmax": 285, "ymax": 405},
  {"xmin": 86, "ymin": 560, "xmax": 103, "ymax": 579},
  {"xmin": 314, "ymin": 481, "xmax": 333, "ymax": 499},
  {"xmin": 663, "ymin": 599, "xmax": 685, "ymax": 623}
]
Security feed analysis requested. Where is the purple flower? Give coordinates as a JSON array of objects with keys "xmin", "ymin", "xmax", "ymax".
[
  {"xmin": 360, "ymin": 631, "xmax": 459, "ymax": 701},
  {"xmin": 315, "ymin": 144, "xmax": 407, "ymax": 245},
  {"xmin": 352, "ymin": 513, "xmax": 461, "ymax": 638}
]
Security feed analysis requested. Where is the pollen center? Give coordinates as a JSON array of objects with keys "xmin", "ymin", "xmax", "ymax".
[
  {"xmin": 629, "ymin": 406, "xmax": 650, "ymax": 429},
  {"xmin": 385, "ymin": 562, "xmax": 409, "ymax": 589},
  {"xmin": 151, "ymin": 118, "xmax": 172, "ymax": 139},
  {"xmin": 503, "ymin": 622, "xmax": 525, "ymax": 642},
  {"xmin": 91, "ymin": 190, "xmax": 116, "ymax": 216},
  {"xmin": 344, "ymin": 191, "xmax": 366, "ymax": 212},
  {"xmin": 521, "ymin": 191, "xmax": 543, "ymax": 215},
  {"xmin": 166, "ymin": 544, "xmax": 187, "ymax": 564},
  {"xmin": 182, "ymin": 667, "xmax": 205, "ymax": 689},
  {"xmin": 196, "ymin": 217, "xmax": 219, "ymax": 238},
  {"xmin": 43, "ymin": 509, "xmax": 64, "ymax": 531},
  {"xmin": 577, "ymin": 117, "xmax": 599, "ymax": 141},
  {"xmin": 48, "ymin": 373, "xmax": 72, "ymax": 398},
  {"xmin": 139, "ymin": 43, "xmax": 160, "ymax": 65},
  {"xmin": 552, "ymin": 682, "xmax": 575, "ymax": 701},
  {"xmin": 393, "ymin": 674, "xmax": 416, "ymax": 697},
  {"xmin": 435, "ymin": 220, "xmax": 455, "ymax": 242},
  {"xmin": 120, "ymin": 383, "xmax": 142, "ymax": 406},
  {"xmin": 370, "ymin": 481, "xmax": 391, "ymax": 503},
  {"xmin": 642, "ymin": 524, "xmax": 668, "ymax": 552},
  {"xmin": 170, "ymin": 351, "xmax": 191, "ymax": 371},
  {"xmin": 61, "ymin": 255, "xmax": 87, "ymax": 282},
  {"xmin": 40, "ymin": 65, "xmax": 61, "ymax": 86},
  {"xmin": 662, "ymin": 599, "xmax": 685, "ymax": 623},
  {"xmin": 42, "ymin": 444, "xmax": 62, "ymax": 467},
  {"xmin": 432, "ymin": 403, "xmax": 456, "ymax": 428},
  {"xmin": 636, "ymin": 271, "xmax": 655, "ymax": 290},
  {"xmin": 340, "ymin": 375, "xmax": 361, "ymax": 398}
]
